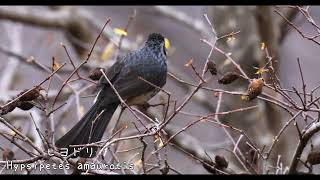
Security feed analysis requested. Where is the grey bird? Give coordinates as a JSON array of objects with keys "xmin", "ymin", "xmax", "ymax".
[{"xmin": 55, "ymin": 33, "xmax": 168, "ymax": 158}]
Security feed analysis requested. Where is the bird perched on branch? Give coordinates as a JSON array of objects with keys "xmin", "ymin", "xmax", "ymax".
[{"xmin": 55, "ymin": 33, "xmax": 168, "ymax": 158}]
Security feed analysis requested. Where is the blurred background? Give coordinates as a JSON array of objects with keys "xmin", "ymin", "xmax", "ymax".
[{"xmin": 0, "ymin": 6, "xmax": 319, "ymax": 174}]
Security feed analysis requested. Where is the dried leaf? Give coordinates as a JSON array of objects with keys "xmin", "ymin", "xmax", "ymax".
[
  {"xmin": 307, "ymin": 151, "xmax": 320, "ymax": 165},
  {"xmin": 52, "ymin": 58, "xmax": 61, "ymax": 71},
  {"xmin": 88, "ymin": 67, "xmax": 105, "ymax": 81},
  {"xmin": 17, "ymin": 101, "xmax": 34, "ymax": 111},
  {"xmin": 101, "ymin": 42, "xmax": 114, "ymax": 61},
  {"xmin": 113, "ymin": 28, "xmax": 128, "ymax": 36},
  {"xmin": 184, "ymin": 58, "xmax": 193, "ymax": 67},
  {"xmin": 207, "ymin": 61, "xmax": 217, "ymax": 75},
  {"xmin": 18, "ymin": 87, "xmax": 42, "ymax": 101},
  {"xmin": 246, "ymin": 78, "xmax": 264, "ymax": 101},
  {"xmin": 215, "ymin": 155, "xmax": 228, "ymax": 169},
  {"xmin": 218, "ymin": 72, "xmax": 239, "ymax": 84}
]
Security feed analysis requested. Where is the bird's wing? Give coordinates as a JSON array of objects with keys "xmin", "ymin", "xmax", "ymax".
[
  {"xmin": 114, "ymin": 72, "xmax": 155, "ymax": 99},
  {"xmin": 98, "ymin": 52, "xmax": 160, "ymax": 104},
  {"xmin": 97, "ymin": 59, "xmax": 124, "ymax": 87}
]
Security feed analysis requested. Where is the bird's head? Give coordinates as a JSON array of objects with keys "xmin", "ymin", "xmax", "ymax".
[{"xmin": 145, "ymin": 33, "xmax": 169, "ymax": 58}]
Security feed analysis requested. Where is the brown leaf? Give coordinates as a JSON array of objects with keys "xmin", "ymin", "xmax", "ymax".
[
  {"xmin": 207, "ymin": 61, "xmax": 217, "ymax": 75},
  {"xmin": 52, "ymin": 57, "xmax": 61, "ymax": 71},
  {"xmin": 218, "ymin": 72, "xmax": 239, "ymax": 84},
  {"xmin": 215, "ymin": 155, "xmax": 228, "ymax": 169},
  {"xmin": 17, "ymin": 101, "xmax": 34, "ymax": 111},
  {"xmin": 88, "ymin": 67, "xmax": 105, "ymax": 81},
  {"xmin": 307, "ymin": 151, "xmax": 320, "ymax": 165},
  {"xmin": 246, "ymin": 78, "xmax": 264, "ymax": 101},
  {"xmin": 18, "ymin": 86, "xmax": 42, "ymax": 101}
]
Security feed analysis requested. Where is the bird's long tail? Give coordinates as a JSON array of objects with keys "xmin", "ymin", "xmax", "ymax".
[{"xmin": 55, "ymin": 97, "xmax": 119, "ymax": 158}]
